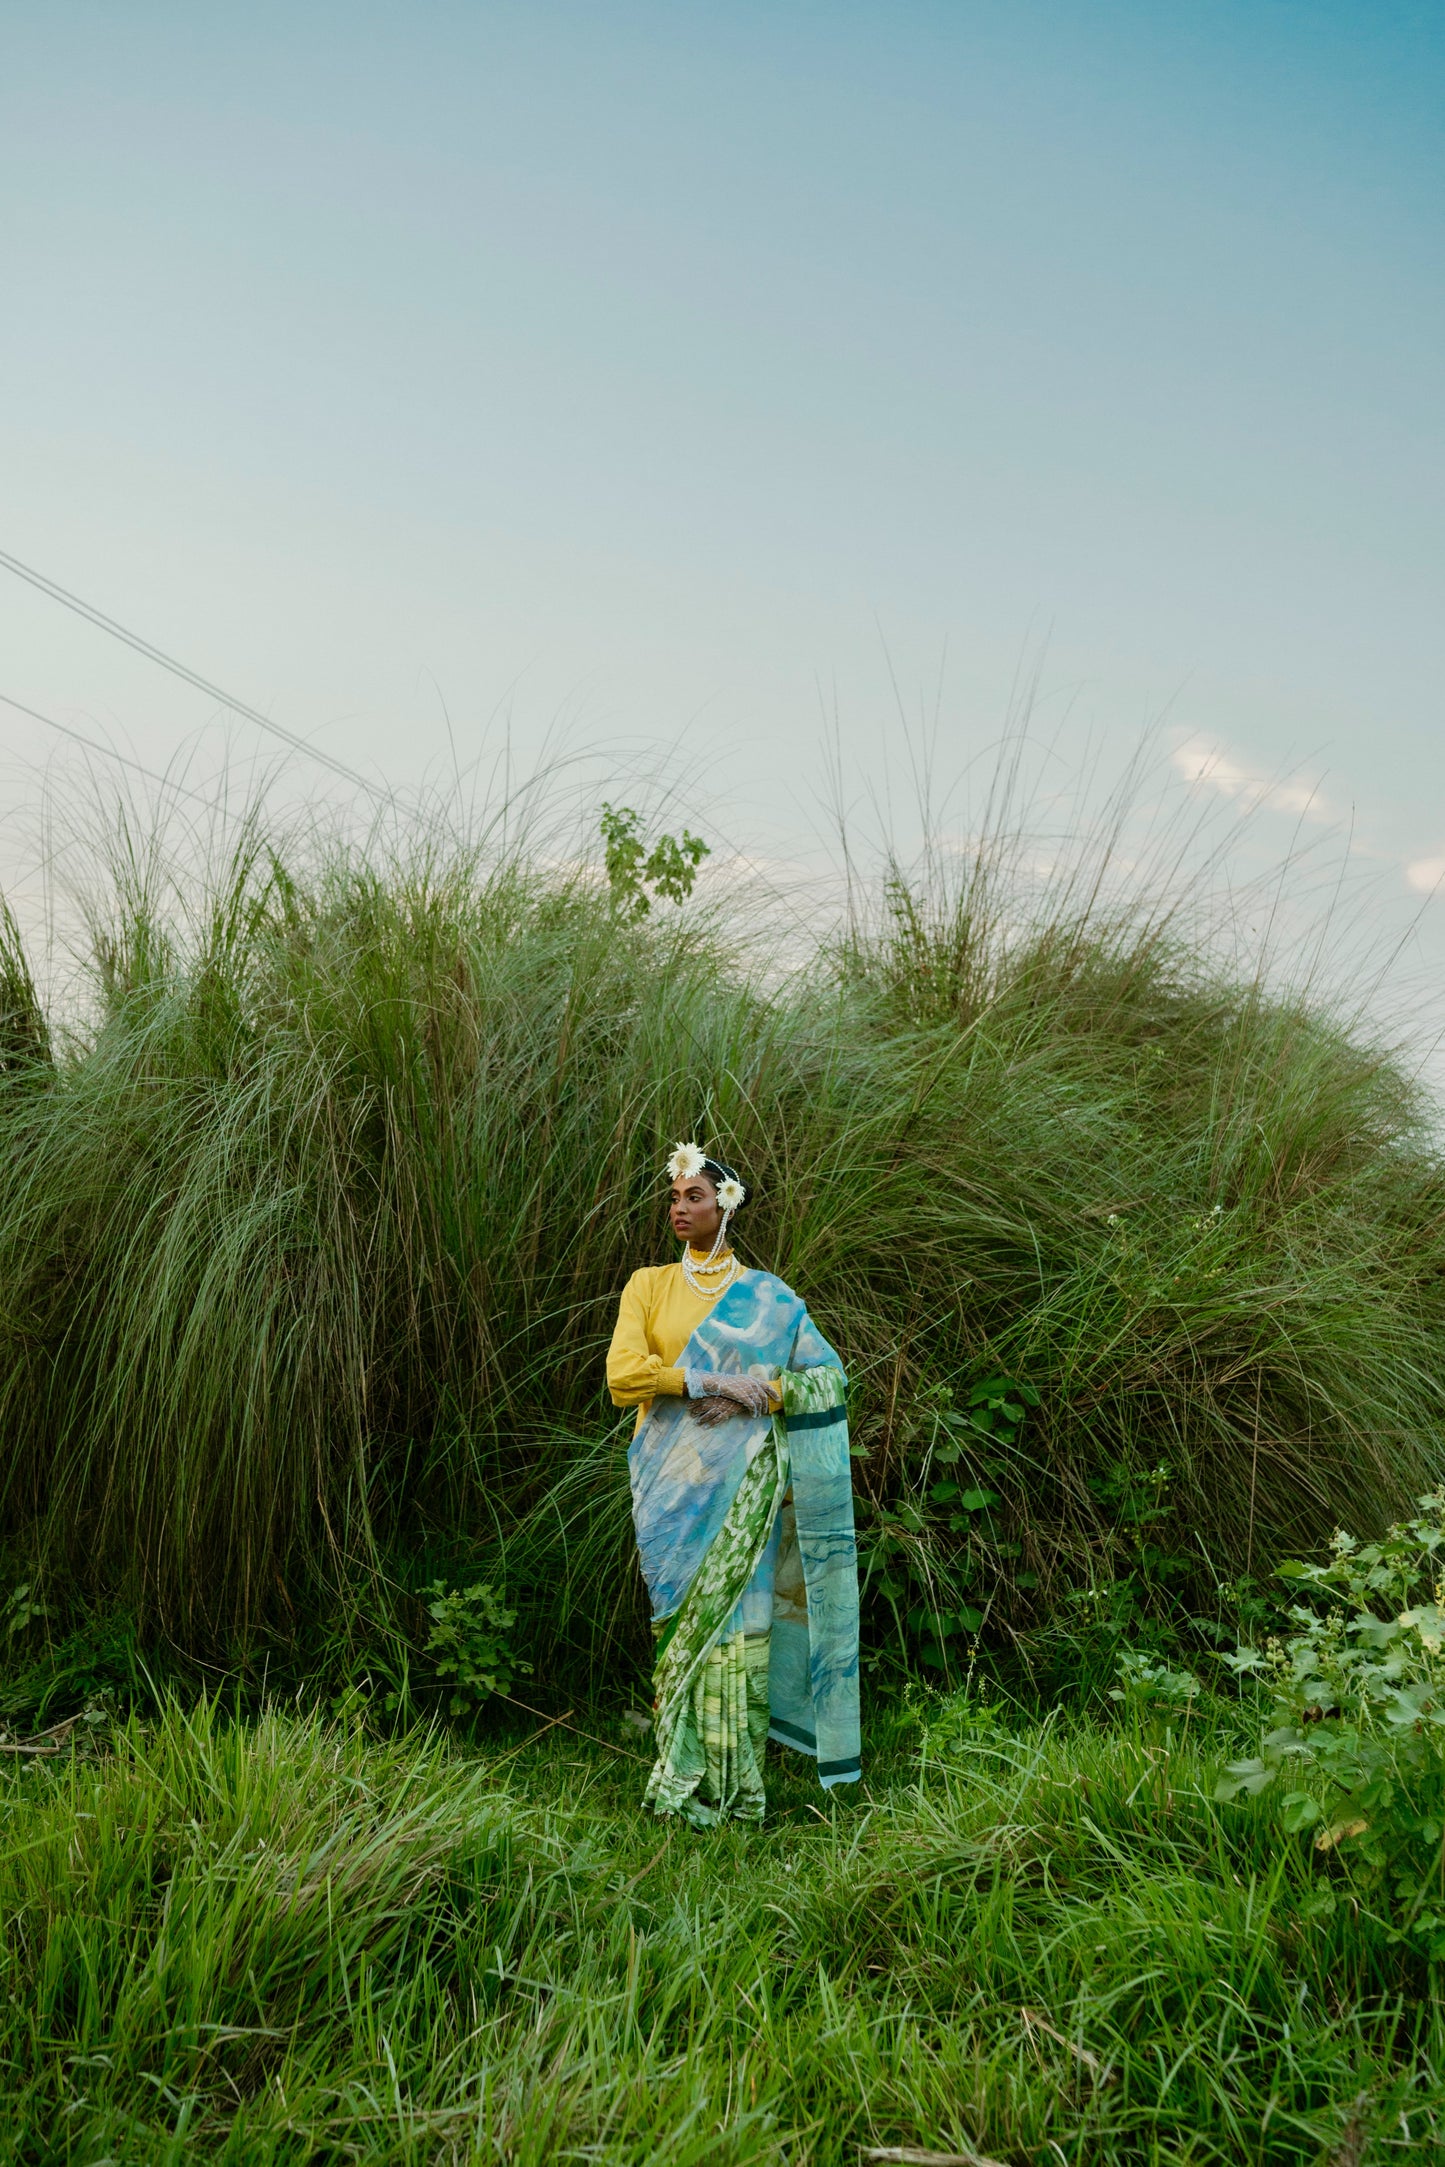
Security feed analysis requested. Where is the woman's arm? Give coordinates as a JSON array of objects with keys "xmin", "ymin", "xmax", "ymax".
[{"xmin": 605, "ymin": 1272, "xmax": 687, "ymax": 1408}]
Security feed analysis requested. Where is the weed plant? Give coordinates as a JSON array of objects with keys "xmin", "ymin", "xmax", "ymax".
[
  {"xmin": 1217, "ymin": 1492, "xmax": 1445, "ymax": 1960},
  {"xmin": 0, "ymin": 787, "xmax": 1443, "ymax": 1695}
]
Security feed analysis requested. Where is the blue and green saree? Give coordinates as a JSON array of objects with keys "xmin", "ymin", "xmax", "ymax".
[{"xmin": 628, "ymin": 1270, "xmax": 861, "ymax": 1824}]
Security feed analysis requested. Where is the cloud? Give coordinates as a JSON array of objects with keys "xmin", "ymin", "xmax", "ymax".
[
  {"xmin": 1405, "ymin": 858, "xmax": 1445, "ymax": 895},
  {"xmin": 1170, "ymin": 735, "xmax": 1330, "ymax": 821}
]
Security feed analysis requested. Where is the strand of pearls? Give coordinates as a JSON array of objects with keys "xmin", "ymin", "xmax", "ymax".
[{"xmin": 681, "ymin": 1212, "xmax": 740, "ymax": 1300}]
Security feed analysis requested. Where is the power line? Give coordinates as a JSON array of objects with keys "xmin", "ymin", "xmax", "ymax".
[
  {"xmin": 0, "ymin": 545, "xmax": 386, "ymax": 800},
  {"xmin": 0, "ymin": 689, "xmax": 221, "ymax": 810}
]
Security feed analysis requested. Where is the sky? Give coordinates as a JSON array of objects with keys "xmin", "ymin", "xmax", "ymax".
[{"xmin": 2, "ymin": 3, "xmax": 1443, "ymax": 1037}]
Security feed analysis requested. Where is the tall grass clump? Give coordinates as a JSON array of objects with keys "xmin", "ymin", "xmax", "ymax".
[{"xmin": 1, "ymin": 775, "xmax": 1444, "ymax": 1688}]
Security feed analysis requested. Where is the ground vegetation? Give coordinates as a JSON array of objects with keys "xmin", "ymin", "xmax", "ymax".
[{"xmin": 3, "ymin": 778, "xmax": 1444, "ymax": 2158}]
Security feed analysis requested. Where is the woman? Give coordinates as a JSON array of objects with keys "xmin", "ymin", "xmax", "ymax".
[{"xmin": 606, "ymin": 1144, "xmax": 860, "ymax": 1824}]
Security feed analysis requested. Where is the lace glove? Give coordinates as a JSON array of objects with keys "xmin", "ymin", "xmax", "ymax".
[{"xmin": 684, "ymin": 1369, "xmax": 775, "ymax": 1422}]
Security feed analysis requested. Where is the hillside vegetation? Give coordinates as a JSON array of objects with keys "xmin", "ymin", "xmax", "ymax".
[
  {"xmin": 3, "ymin": 794, "xmax": 1445, "ymax": 2163},
  {"xmin": 0, "ymin": 802, "xmax": 1441, "ymax": 1697}
]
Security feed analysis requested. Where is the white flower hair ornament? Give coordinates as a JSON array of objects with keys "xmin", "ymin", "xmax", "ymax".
[
  {"xmin": 716, "ymin": 1175, "xmax": 746, "ymax": 1213},
  {"xmin": 666, "ymin": 1142, "xmax": 707, "ymax": 1181}
]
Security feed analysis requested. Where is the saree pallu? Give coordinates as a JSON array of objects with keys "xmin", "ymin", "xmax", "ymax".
[{"xmin": 628, "ymin": 1271, "xmax": 861, "ymax": 1824}]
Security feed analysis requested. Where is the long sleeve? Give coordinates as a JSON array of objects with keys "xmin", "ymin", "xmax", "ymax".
[{"xmin": 606, "ymin": 1270, "xmax": 687, "ymax": 1407}]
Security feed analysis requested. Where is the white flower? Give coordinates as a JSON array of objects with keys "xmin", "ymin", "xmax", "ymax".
[
  {"xmin": 716, "ymin": 1175, "xmax": 746, "ymax": 1212},
  {"xmin": 666, "ymin": 1142, "xmax": 707, "ymax": 1181}
]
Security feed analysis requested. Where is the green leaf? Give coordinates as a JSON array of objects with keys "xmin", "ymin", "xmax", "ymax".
[
  {"xmin": 1298, "ymin": 1887, "xmax": 1337, "ymax": 1923},
  {"xmin": 1281, "ymin": 1791, "xmax": 1323, "ymax": 1833},
  {"xmin": 1215, "ymin": 1758, "xmax": 1275, "ymax": 1802},
  {"xmin": 967, "ymin": 1377, "xmax": 1014, "ymax": 1403},
  {"xmin": 1399, "ymin": 1604, "xmax": 1445, "ymax": 1653},
  {"xmin": 956, "ymin": 1487, "xmax": 1001, "ymax": 1512}
]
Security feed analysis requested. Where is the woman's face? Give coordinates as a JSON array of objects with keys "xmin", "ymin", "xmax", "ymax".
[{"xmin": 670, "ymin": 1172, "xmax": 725, "ymax": 1248}]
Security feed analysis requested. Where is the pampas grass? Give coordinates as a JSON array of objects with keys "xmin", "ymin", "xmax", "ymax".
[{"xmin": 0, "ymin": 759, "xmax": 1442, "ymax": 1680}]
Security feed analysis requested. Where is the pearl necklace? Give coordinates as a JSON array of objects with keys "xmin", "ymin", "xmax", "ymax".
[{"xmin": 681, "ymin": 1235, "xmax": 740, "ymax": 1300}]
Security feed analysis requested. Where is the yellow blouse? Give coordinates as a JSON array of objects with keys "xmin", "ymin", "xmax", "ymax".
[{"xmin": 606, "ymin": 1250, "xmax": 783, "ymax": 1428}]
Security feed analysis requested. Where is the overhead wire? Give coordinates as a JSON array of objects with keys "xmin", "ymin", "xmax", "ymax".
[
  {"xmin": 0, "ymin": 544, "xmax": 387, "ymax": 800},
  {"xmin": 0, "ymin": 689, "xmax": 222, "ymax": 811}
]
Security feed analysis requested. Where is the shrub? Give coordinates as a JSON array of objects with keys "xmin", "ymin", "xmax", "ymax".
[
  {"xmin": 1216, "ymin": 1495, "xmax": 1445, "ymax": 1960},
  {"xmin": 422, "ymin": 1580, "xmax": 531, "ymax": 1715}
]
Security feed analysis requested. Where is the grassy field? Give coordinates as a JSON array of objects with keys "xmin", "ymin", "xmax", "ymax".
[
  {"xmin": 3, "ymin": 785, "xmax": 1445, "ymax": 2160},
  {"xmin": 1, "ymin": 1686, "xmax": 1438, "ymax": 2165}
]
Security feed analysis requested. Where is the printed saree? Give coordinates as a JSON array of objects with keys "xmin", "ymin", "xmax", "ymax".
[{"xmin": 628, "ymin": 1270, "xmax": 860, "ymax": 1824}]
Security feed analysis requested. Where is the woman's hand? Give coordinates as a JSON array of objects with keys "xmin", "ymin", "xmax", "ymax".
[
  {"xmin": 688, "ymin": 1396, "xmax": 745, "ymax": 1426},
  {"xmin": 684, "ymin": 1369, "xmax": 775, "ymax": 1422}
]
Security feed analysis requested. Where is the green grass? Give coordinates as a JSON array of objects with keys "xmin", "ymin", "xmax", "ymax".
[
  {"xmin": 1, "ymin": 1690, "xmax": 1438, "ymax": 2163},
  {"xmin": 2, "ymin": 789, "xmax": 1444, "ymax": 1690},
  {"xmin": 5, "ymin": 775, "xmax": 1444, "ymax": 2160}
]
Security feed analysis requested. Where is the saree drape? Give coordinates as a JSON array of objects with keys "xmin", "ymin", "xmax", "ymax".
[{"xmin": 628, "ymin": 1269, "xmax": 860, "ymax": 1823}]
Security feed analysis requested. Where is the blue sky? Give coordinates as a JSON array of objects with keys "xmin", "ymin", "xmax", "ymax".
[{"xmin": 2, "ymin": 3, "xmax": 1443, "ymax": 1016}]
